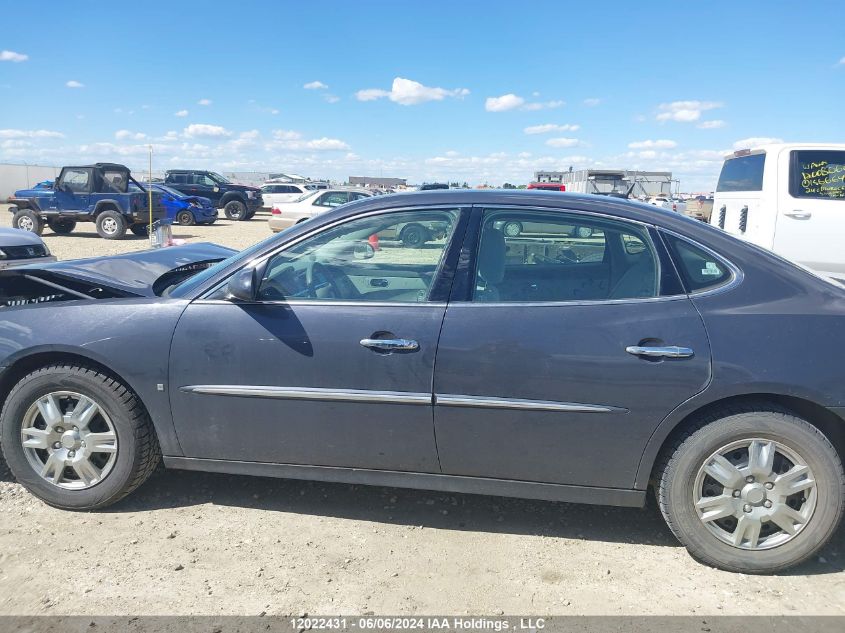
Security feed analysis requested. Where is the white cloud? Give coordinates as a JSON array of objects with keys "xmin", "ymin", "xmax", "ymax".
[
  {"xmin": 732, "ymin": 137, "xmax": 783, "ymax": 150},
  {"xmin": 583, "ymin": 98, "xmax": 601, "ymax": 107},
  {"xmin": 545, "ymin": 137, "xmax": 580, "ymax": 148},
  {"xmin": 175, "ymin": 109, "xmax": 189, "ymax": 117},
  {"xmin": 0, "ymin": 129, "xmax": 64, "ymax": 139},
  {"xmin": 66, "ymin": 80, "xmax": 84, "ymax": 88},
  {"xmin": 485, "ymin": 94, "xmax": 525, "ymax": 112},
  {"xmin": 656, "ymin": 100, "xmax": 722, "ymax": 122},
  {"xmin": 524, "ymin": 123, "xmax": 580, "ymax": 135},
  {"xmin": 115, "ymin": 129, "xmax": 147, "ymax": 141},
  {"xmin": 0, "ymin": 50, "xmax": 28, "ymax": 63},
  {"xmin": 837, "ymin": 56, "xmax": 845, "ymax": 66},
  {"xmin": 306, "ymin": 137, "xmax": 350, "ymax": 150},
  {"xmin": 522, "ymin": 100, "xmax": 565, "ymax": 111},
  {"xmin": 272, "ymin": 129, "xmax": 302, "ymax": 141},
  {"xmin": 628, "ymin": 139, "xmax": 677, "ymax": 149},
  {"xmin": 324, "ymin": 94, "xmax": 340, "ymax": 103},
  {"xmin": 697, "ymin": 120, "xmax": 726, "ymax": 129},
  {"xmin": 304, "ymin": 81, "xmax": 328, "ymax": 90},
  {"xmin": 183, "ymin": 123, "xmax": 231, "ymax": 138},
  {"xmin": 197, "ymin": 98, "xmax": 212, "ymax": 106},
  {"xmin": 356, "ymin": 77, "xmax": 470, "ymax": 106},
  {"xmin": 267, "ymin": 129, "xmax": 349, "ymax": 151}
]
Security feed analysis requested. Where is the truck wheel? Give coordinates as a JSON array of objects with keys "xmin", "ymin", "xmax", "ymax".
[
  {"xmin": 657, "ymin": 404, "xmax": 844, "ymax": 573},
  {"xmin": 0, "ymin": 364, "xmax": 160, "ymax": 510},
  {"xmin": 175, "ymin": 210, "xmax": 195, "ymax": 226},
  {"xmin": 12, "ymin": 209, "xmax": 44, "ymax": 235},
  {"xmin": 96, "ymin": 210, "xmax": 127, "ymax": 240},
  {"xmin": 223, "ymin": 200, "xmax": 247, "ymax": 220},
  {"xmin": 48, "ymin": 219, "xmax": 76, "ymax": 235},
  {"xmin": 130, "ymin": 224, "xmax": 150, "ymax": 237},
  {"xmin": 244, "ymin": 209, "xmax": 257, "ymax": 220},
  {"xmin": 399, "ymin": 223, "xmax": 427, "ymax": 248}
]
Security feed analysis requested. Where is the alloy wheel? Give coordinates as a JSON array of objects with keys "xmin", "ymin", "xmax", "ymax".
[
  {"xmin": 694, "ymin": 438, "xmax": 817, "ymax": 550},
  {"xmin": 18, "ymin": 216, "xmax": 34, "ymax": 232},
  {"xmin": 101, "ymin": 218, "xmax": 118, "ymax": 235},
  {"xmin": 19, "ymin": 391, "xmax": 118, "ymax": 490}
]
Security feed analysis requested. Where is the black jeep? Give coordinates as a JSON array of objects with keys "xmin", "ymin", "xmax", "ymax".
[
  {"xmin": 163, "ymin": 170, "xmax": 262, "ymax": 220},
  {"xmin": 8, "ymin": 163, "xmax": 166, "ymax": 240}
]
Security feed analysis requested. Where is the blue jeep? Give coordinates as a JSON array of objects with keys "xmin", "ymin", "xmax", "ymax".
[{"xmin": 8, "ymin": 163, "xmax": 166, "ymax": 240}]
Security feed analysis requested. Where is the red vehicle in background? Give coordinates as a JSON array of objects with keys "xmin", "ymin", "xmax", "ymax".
[{"xmin": 527, "ymin": 182, "xmax": 566, "ymax": 191}]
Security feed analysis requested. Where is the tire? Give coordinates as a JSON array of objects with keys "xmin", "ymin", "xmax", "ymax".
[
  {"xmin": 47, "ymin": 219, "xmax": 76, "ymax": 235},
  {"xmin": 657, "ymin": 403, "xmax": 844, "ymax": 573},
  {"xmin": 12, "ymin": 209, "xmax": 44, "ymax": 235},
  {"xmin": 400, "ymin": 223, "xmax": 427, "ymax": 248},
  {"xmin": 0, "ymin": 364, "xmax": 160, "ymax": 510},
  {"xmin": 95, "ymin": 210, "xmax": 127, "ymax": 240},
  {"xmin": 130, "ymin": 224, "xmax": 150, "ymax": 237},
  {"xmin": 223, "ymin": 200, "xmax": 247, "ymax": 221},
  {"xmin": 175, "ymin": 210, "xmax": 195, "ymax": 226},
  {"xmin": 502, "ymin": 221, "xmax": 522, "ymax": 238},
  {"xmin": 244, "ymin": 208, "xmax": 257, "ymax": 220}
]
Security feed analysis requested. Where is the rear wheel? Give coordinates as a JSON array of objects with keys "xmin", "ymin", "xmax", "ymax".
[
  {"xmin": 223, "ymin": 200, "xmax": 247, "ymax": 221},
  {"xmin": 96, "ymin": 210, "xmax": 127, "ymax": 240},
  {"xmin": 12, "ymin": 209, "xmax": 44, "ymax": 235},
  {"xmin": 48, "ymin": 219, "xmax": 76, "ymax": 235},
  {"xmin": 175, "ymin": 210, "xmax": 195, "ymax": 226},
  {"xmin": 0, "ymin": 364, "xmax": 160, "ymax": 510},
  {"xmin": 657, "ymin": 405, "xmax": 844, "ymax": 573},
  {"xmin": 400, "ymin": 223, "xmax": 427, "ymax": 248}
]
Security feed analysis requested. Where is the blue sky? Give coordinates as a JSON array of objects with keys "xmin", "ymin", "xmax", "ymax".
[{"xmin": 1, "ymin": 0, "xmax": 843, "ymax": 190}]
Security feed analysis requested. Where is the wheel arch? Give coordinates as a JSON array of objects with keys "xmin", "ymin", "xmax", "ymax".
[
  {"xmin": 93, "ymin": 200, "xmax": 122, "ymax": 216},
  {"xmin": 0, "ymin": 349, "xmax": 166, "ymax": 451},
  {"xmin": 220, "ymin": 191, "xmax": 247, "ymax": 205},
  {"xmin": 638, "ymin": 392, "xmax": 845, "ymax": 489}
]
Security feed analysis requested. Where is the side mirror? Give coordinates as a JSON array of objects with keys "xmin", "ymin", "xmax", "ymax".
[
  {"xmin": 353, "ymin": 241, "xmax": 375, "ymax": 260},
  {"xmin": 225, "ymin": 268, "xmax": 256, "ymax": 302}
]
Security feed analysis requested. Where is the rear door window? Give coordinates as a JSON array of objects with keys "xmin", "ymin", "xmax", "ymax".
[
  {"xmin": 716, "ymin": 153, "xmax": 766, "ymax": 192},
  {"xmin": 789, "ymin": 150, "xmax": 845, "ymax": 200}
]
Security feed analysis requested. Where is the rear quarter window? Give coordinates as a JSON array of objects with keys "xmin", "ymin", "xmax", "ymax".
[
  {"xmin": 663, "ymin": 234, "xmax": 732, "ymax": 293},
  {"xmin": 716, "ymin": 153, "xmax": 766, "ymax": 192},
  {"xmin": 789, "ymin": 150, "xmax": 845, "ymax": 200}
]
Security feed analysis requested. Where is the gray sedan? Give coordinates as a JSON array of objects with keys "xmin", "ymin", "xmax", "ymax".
[
  {"xmin": 1, "ymin": 190, "xmax": 843, "ymax": 574},
  {"xmin": 0, "ymin": 227, "xmax": 55, "ymax": 268}
]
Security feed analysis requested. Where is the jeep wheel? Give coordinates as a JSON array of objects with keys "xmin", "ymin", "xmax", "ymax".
[
  {"xmin": 48, "ymin": 219, "xmax": 76, "ymax": 235},
  {"xmin": 223, "ymin": 200, "xmax": 247, "ymax": 221},
  {"xmin": 96, "ymin": 210, "xmax": 127, "ymax": 240},
  {"xmin": 657, "ymin": 404, "xmax": 845, "ymax": 573},
  {"xmin": 175, "ymin": 210, "xmax": 195, "ymax": 226},
  {"xmin": 130, "ymin": 224, "xmax": 150, "ymax": 237},
  {"xmin": 12, "ymin": 209, "xmax": 44, "ymax": 235},
  {"xmin": 0, "ymin": 364, "xmax": 160, "ymax": 510}
]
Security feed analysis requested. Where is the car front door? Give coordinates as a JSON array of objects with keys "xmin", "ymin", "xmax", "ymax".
[
  {"xmin": 54, "ymin": 168, "xmax": 91, "ymax": 214},
  {"xmin": 433, "ymin": 206, "xmax": 713, "ymax": 489},
  {"xmin": 168, "ymin": 205, "xmax": 468, "ymax": 472}
]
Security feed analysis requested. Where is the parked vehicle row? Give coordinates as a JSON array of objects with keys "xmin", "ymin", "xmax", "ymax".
[
  {"xmin": 1, "ymin": 189, "xmax": 843, "ymax": 575},
  {"xmin": 163, "ymin": 170, "xmax": 262, "ymax": 221}
]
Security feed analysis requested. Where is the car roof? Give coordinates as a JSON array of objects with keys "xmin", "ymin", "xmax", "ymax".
[{"xmin": 62, "ymin": 163, "xmax": 130, "ymax": 171}]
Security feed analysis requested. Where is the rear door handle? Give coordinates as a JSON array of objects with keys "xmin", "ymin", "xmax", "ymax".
[
  {"xmin": 360, "ymin": 338, "xmax": 419, "ymax": 352},
  {"xmin": 626, "ymin": 345, "xmax": 694, "ymax": 359},
  {"xmin": 784, "ymin": 211, "xmax": 812, "ymax": 220}
]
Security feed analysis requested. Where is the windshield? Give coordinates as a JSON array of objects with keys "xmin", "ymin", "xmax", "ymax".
[
  {"xmin": 208, "ymin": 172, "xmax": 231, "ymax": 184},
  {"xmin": 166, "ymin": 230, "xmax": 291, "ymax": 298},
  {"xmin": 153, "ymin": 185, "xmax": 185, "ymax": 198}
]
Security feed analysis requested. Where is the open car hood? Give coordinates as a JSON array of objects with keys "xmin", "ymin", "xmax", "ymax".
[{"xmin": 5, "ymin": 242, "xmax": 236, "ymax": 297}]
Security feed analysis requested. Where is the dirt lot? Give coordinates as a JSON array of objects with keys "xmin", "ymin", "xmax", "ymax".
[{"xmin": 0, "ymin": 205, "xmax": 844, "ymax": 616}]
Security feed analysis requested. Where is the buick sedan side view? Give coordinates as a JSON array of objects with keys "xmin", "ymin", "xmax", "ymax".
[{"xmin": 1, "ymin": 190, "xmax": 843, "ymax": 574}]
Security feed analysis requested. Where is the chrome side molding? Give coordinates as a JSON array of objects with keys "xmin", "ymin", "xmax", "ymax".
[
  {"xmin": 180, "ymin": 385, "xmax": 431, "ymax": 405},
  {"xmin": 435, "ymin": 394, "xmax": 626, "ymax": 414}
]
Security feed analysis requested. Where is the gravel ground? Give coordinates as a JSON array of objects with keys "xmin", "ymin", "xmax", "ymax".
[{"xmin": 1, "ymin": 203, "xmax": 844, "ymax": 615}]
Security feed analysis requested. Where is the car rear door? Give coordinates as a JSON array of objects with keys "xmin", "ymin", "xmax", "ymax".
[
  {"xmin": 773, "ymin": 148, "xmax": 845, "ymax": 277},
  {"xmin": 168, "ymin": 205, "xmax": 469, "ymax": 472},
  {"xmin": 432, "ymin": 205, "xmax": 712, "ymax": 489}
]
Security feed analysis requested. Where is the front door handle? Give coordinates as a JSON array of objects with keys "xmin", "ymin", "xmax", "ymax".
[
  {"xmin": 360, "ymin": 338, "xmax": 419, "ymax": 352},
  {"xmin": 626, "ymin": 345, "xmax": 694, "ymax": 359},
  {"xmin": 784, "ymin": 210, "xmax": 812, "ymax": 220}
]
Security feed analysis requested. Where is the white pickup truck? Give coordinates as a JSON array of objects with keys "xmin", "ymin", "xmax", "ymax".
[{"xmin": 711, "ymin": 143, "xmax": 845, "ymax": 279}]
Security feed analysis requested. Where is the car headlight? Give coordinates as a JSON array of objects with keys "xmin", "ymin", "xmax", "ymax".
[
  {"xmin": 0, "ymin": 248, "xmax": 6, "ymax": 259},
  {"xmin": 246, "ymin": 191, "xmax": 255, "ymax": 198}
]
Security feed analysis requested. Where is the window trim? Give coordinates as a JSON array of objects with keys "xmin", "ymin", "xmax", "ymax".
[
  {"xmin": 196, "ymin": 205, "xmax": 471, "ymax": 306},
  {"xmin": 457, "ymin": 205, "xmax": 671, "ymax": 306},
  {"xmin": 659, "ymin": 228, "xmax": 743, "ymax": 297}
]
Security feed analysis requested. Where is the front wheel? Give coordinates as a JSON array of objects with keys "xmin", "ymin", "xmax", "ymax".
[
  {"xmin": 96, "ymin": 210, "xmax": 127, "ymax": 239},
  {"xmin": 223, "ymin": 200, "xmax": 247, "ymax": 220},
  {"xmin": 12, "ymin": 209, "xmax": 44, "ymax": 235},
  {"xmin": 0, "ymin": 364, "xmax": 160, "ymax": 510},
  {"xmin": 657, "ymin": 405, "xmax": 844, "ymax": 573},
  {"xmin": 175, "ymin": 210, "xmax": 195, "ymax": 226}
]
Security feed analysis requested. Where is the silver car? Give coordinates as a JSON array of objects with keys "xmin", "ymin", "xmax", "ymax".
[{"xmin": 0, "ymin": 227, "xmax": 55, "ymax": 269}]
